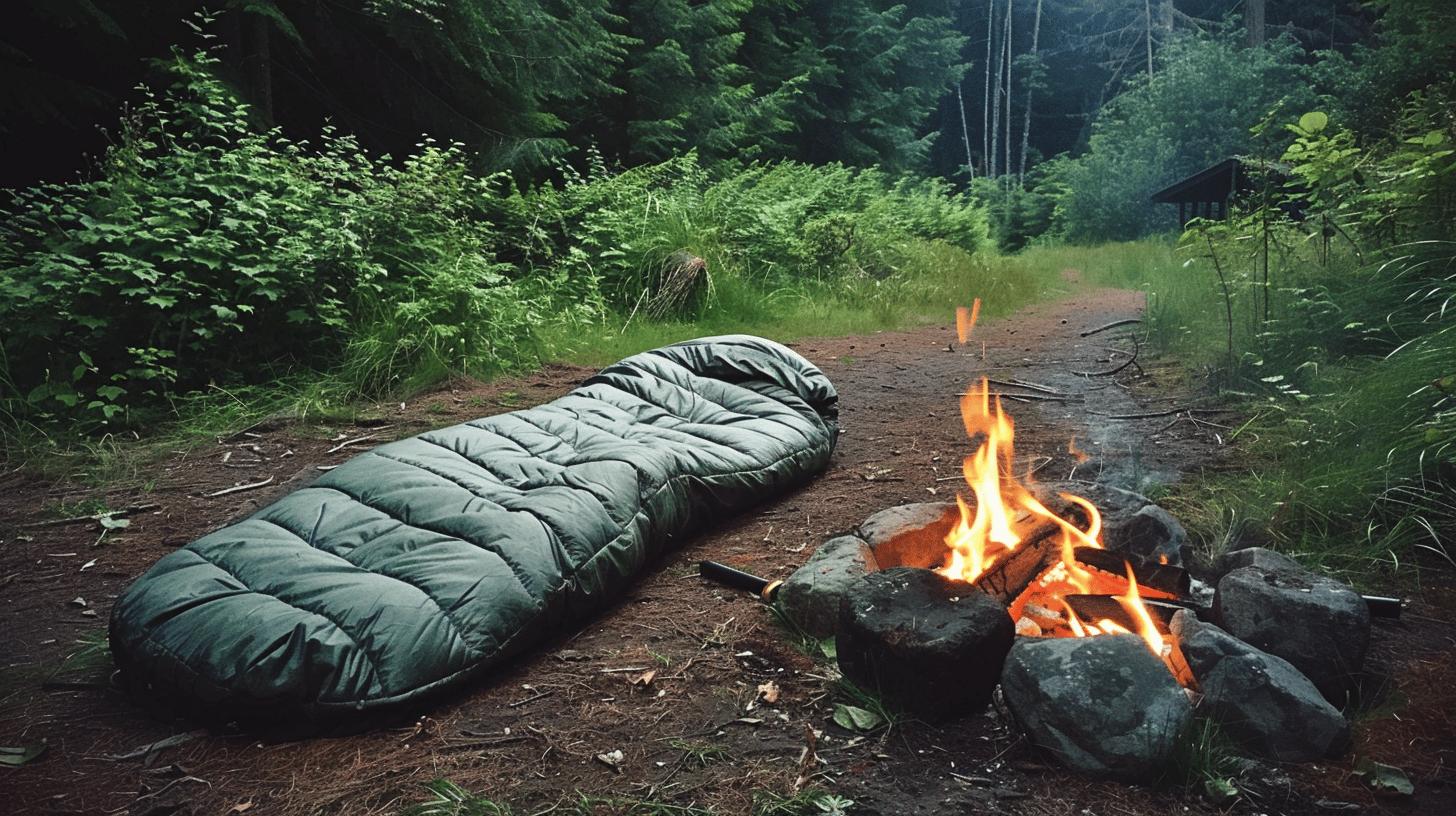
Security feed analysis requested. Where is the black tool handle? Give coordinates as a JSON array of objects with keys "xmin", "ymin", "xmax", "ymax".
[{"xmin": 699, "ymin": 560, "xmax": 782, "ymax": 602}]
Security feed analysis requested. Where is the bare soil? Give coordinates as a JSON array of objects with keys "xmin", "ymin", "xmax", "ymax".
[{"xmin": 2, "ymin": 289, "xmax": 1452, "ymax": 815}]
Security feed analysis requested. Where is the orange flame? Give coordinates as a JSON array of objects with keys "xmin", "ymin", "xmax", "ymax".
[
  {"xmin": 938, "ymin": 377, "xmax": 1102, "ymax": 587},
  {"xmin": 1116, "ymin": 564, "xmax": 1166, "ymax": 656},
  {"xmin": 937, "ymin": 373, "xmax": 1180, "ymax": 677},
  {"xmin": 955, "ymin": 298, "xmax": 982, "ymax": 344}
]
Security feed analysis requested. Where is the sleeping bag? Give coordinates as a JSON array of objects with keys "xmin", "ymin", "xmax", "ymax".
[{"xmin": 109, "ymin": 335, "xmax": 837, "ymax": 726}]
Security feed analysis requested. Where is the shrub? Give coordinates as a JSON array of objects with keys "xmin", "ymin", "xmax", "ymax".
[{"xmin": 0, "ymin": 46, "xmax": 598, "ymax": 430}]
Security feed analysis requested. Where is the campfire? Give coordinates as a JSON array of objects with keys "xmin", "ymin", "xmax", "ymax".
[{"xmin": 934, "ymin": 376, "xmax": 1191, "ymax": 683}]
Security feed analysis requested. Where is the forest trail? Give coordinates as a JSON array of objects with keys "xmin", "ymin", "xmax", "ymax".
[{"xmin": 1, "ymin": 288, "xmax": 1435, "ymax": 815}]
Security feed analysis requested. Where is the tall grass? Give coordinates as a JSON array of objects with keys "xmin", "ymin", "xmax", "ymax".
[{"xmin": 1110, "ymin": 228, "xmax": 1456, "ymax": 586}]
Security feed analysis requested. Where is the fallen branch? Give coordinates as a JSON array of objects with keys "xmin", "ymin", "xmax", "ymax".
[
  {"xmin": 1091, "ymin": 405, "xmax": 1232, "ymax": 420},
  {"xmin": 104, "ymin": 729, "xmax": 206, "ymax": 761},
  {"xmin": 1073, "ymin": 334, "xmax": 1141, "ymax": 377},
  {"xmin": 206, "ymin": 476, "xmax": 275, "ymax": 498},
  {"xmin": 986, "ymin": 392, "xmax": 1081, "ymax": 403},
  {"xmin": 20, "ymin": 503, "xmax": 160, "ymax": 530},
  {"xmin": 1079, "ymin": 317, "xmax": 1141, "ymax": 337},
  {"xmin": 986, "ymin": 377, "xmax": 1065, "ymax": 396},
  {"xmin": 326, "ymin": 434, "xmax": 376, "ymax": 454}
]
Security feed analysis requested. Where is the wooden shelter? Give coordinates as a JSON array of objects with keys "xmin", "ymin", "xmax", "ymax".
[{"xmin": 1150, "ymin": 158, "xmax": 1250, "ymax": 228}]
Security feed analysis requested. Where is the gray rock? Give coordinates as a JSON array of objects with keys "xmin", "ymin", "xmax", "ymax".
[
  {"xmin": 1000, "ymin": 635, "xmax": 1192, "ymax": 780},
  {"xmin": 777, "ymin": 535, "xmax": 877, "ymax": 638},
  {"xmin": 1105, "ymin": 504, "xmax": 1189, "ymax": 567},
  {"xmin": 1213, "ymin": 546, "xmax": 1301, "ymax": 579},
  {"xmin": 857, "ymin": 502, "xmax": 955, "ymax": 570},
  {"xmin": 1214, "ymin": 564, "xmax": 1369, "ymax": 705},
  {"xmin": 1171, "ymin": 610, "xmax": 1350, "ymax": 761},
  {"xmin": 836, "ymin": 567, "xmax": 1012, "ymax": 720},
  {"xmin": 1035, "ymin": 482, "xmax": 1188, "ymax": 566}
]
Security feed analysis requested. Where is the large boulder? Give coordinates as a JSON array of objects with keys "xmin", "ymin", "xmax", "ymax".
[
  {"xmin": 1000, "ymin": 635, "xmax": 1192, "ymax": 781},
  {"xmin": 1214, "ymin": 562, "xmax": 1369, "ymax": 705},
  {"xmin": 777, "ymin": 535, "xmax": 877, "ymax": 638},
  {"xmin": 836, "ymin": 567, "xmax": 1012, "ymax": 720},
  {"xmin": 1171, "ymin": 611, "xmax": 1349, "ymax": 761},
  {"xmin": 1213, "ymin": 546, "xmax": 1301, "ymax": 579}
]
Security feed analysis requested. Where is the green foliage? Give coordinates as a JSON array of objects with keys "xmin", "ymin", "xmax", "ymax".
[
  {"xmin": 408, "ymin": 780, "xmax": 514, "ymax": 816},
  {"xmin": 1116, "ymin": 86, "xmax": 1456, "ymax": 582},
  {"xmin": 752, "ymin": 788, "xmax": 854, "ymax": 816},
  {"xmin": 0, "ymin": 39, "xmax": 995, "ymax": 453},
  {"xmin": 0, "ymin": 44, "xmax": 595, "ymax": 432},
  {"xmin": 1047, "ymin": 34, "xmax": 1317, "ymax": 242}
]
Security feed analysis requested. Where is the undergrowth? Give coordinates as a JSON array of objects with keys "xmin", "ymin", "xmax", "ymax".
[{"xmin": 1089, "ymin": 94, "xmax": 1456, "ymax": 588}]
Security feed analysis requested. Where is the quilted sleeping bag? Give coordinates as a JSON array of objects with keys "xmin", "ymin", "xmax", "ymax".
[{"xmin": 109, "ymin": 335, "xmax": 837, "ymax": 726}]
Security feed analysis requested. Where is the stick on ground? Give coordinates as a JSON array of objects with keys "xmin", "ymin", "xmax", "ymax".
[
  {"xmin": 206, "ymin": 476, "xmax": 275, "ymax": 498},
  {"xmin": 1079, "ymin": 317, "xmax": 1142, "ymax": 337}
]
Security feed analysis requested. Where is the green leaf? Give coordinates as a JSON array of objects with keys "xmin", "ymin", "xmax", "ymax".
[
  {"xmin": 1203, "ymin": 777, "xmax": 1239, "ymax": 806},
  {"xmin": 1423, "ymin": 130, "xmax": 1447, "ymax": 147},
  {"xmin": 0, "ymin": 744, "xmax": 47, "ymax": 766},
  {"xmin": 1355, "ymin": 758, "xmax": 1413, "ymax": 796},
  {"xmin": 1298, "ymin": 111, "xmax": 1329, "ymax": 135},
  {"xmin": 817, "ymin": 638, "xmax": 837, "ymax": 661},
  {"xmin": 832, "ymin": 704, "xmax": 884, "ymax": 733}
]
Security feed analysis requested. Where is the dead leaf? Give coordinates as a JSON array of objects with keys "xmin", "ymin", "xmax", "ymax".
[
  {"xmin": 231, "ymin": 803, "xmax": 254, "ymax": 813},
  {"xmin": 630, "ymin": 669, "xmax": 657, "ymax": 687},
  {"xmin": 69, "ymin": 597, "xmax": 87, "ymax": 608},
  {"xmin": 756, "ymin": 681, "xmax": 781, "ymax": 704},
  {"xmin": 594, "ymin": 749, "xmax": 624, "ymax": 772}
]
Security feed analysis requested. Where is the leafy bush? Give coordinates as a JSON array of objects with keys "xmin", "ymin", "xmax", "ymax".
[
  {"xmin": 1046, "ymin": 34, "xmax": 1316, "ymax": 243},
  {"xmin": 0, "ymin": 46, "xmax": 597, "ymax": 430},
  {"xmin": 0, "ymin": 43, "xmax": 991, "ymax": 441},
  {"xmin": 1128, "ymin": 89, "xmax": 1456, "ymax": 578}
]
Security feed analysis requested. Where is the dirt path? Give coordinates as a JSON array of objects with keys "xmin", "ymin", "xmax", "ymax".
[{"xmin": 1, "ymin": 289, "xmax": 1447, "ymax": 815}]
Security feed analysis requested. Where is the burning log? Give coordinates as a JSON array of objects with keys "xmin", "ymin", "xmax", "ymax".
[
  {"xmin": 1063, "ymin": 594, "xmax": 1182, "ymax": 633},
  {"xmin": 969, "ymin": 520, "xmax": 1063, "ymax": 604},
  {"xmin": 1072, "ymin": 546, "xmax": 1189, "ymax": 597}
]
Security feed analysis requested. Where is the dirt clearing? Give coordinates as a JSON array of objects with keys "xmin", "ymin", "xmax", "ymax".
[{"xmin": 2, "ymin": 289, "xmax": 1450, "ymax": 815}]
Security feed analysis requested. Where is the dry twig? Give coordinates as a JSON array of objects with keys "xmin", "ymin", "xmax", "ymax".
[
  {"xmin": 20, "ymin": 503, "xmax": 159, "ymax": 529},
  {"xmin": 206, "ymin": 476, "xmax": 275, "ymax": 497}
]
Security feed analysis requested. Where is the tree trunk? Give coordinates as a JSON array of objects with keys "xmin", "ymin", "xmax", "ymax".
[
  {"xmin": 1144, "ymin": 0, "xmax": 1154, "ymax": 78},
  {"xmin": 989, "ymin": 2, "xmax": 1004, "ymax": 179},
  {"xmin": 983, "ymin": 0, "xmax": 994, "ymax": 177},
  {"xmin": 1245, "ymin": 0, "xmax": 1266, "ymax": 47},
  {"xmin": 244, "ymin": 12, "xmax": 274, "ymax": 125},
  {"xmin": 957, "ymin": 81, "xmax": 975, "ymax": 181},
  {"xmin": 1018, "ymin": 0, "xmax": 1042, "ymax": 186},
  {"xmin": 1001, "ymin": 0, "xmax": 1012, "ymax": 187}
]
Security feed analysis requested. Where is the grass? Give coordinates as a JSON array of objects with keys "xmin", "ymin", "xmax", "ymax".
[
  {"xmin": 1160, "ymin": 718, "xmax": 1242, "ymax": 795},
  {"xmin": 751, "ymin": 788, "xmax": 854, "ymax": 816},
  {"xmin": 666, "ymin": 738, "xmax": 730, "ymax": 767},
  {"xmin": 1071, "ymin": 229, "xmax": 1456, "ymax": 588}
]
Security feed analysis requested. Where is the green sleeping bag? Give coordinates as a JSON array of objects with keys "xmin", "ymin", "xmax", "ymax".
[{"xmin": 108, "ymin": 336, "xmax": 837, "ymax": 728}]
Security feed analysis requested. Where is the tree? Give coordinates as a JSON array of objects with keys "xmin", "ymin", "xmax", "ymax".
[{"xmin": 1018, "ymin": 0, "xmax": 1044, "ymax": 185}]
